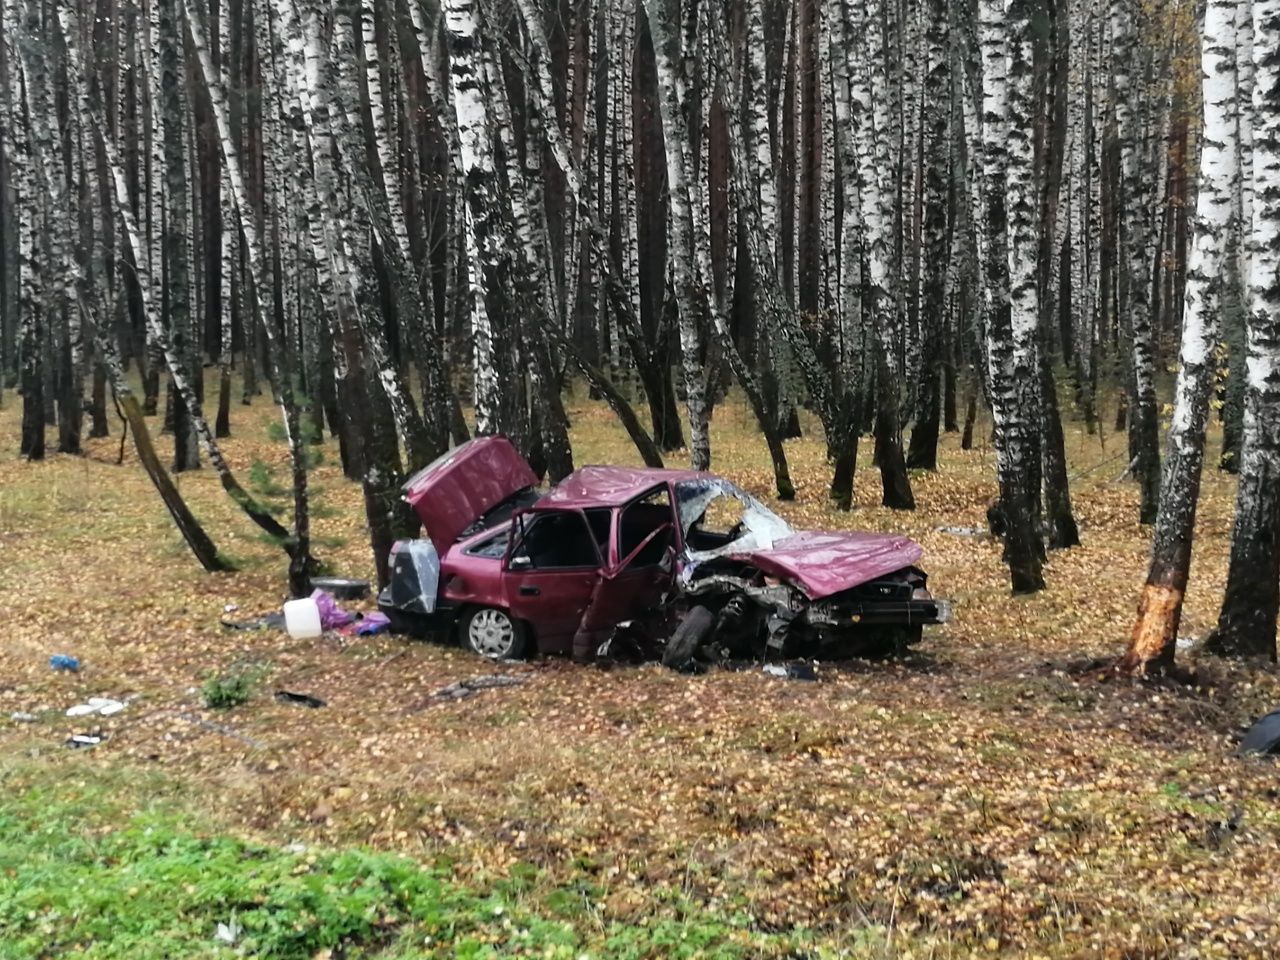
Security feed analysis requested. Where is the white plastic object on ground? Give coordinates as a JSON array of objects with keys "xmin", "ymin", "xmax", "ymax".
[
  {"xmin": 66, "ymin": 697, "xmax": 126, "ymax": 717},
  {"xmin": 283, "ymin": 597, "xmax": 323, "ymax": 639}
]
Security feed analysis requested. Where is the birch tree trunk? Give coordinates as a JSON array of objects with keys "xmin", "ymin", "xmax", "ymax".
[
  {"xmin": 1113, "ymin": 0, "xmax": 1161, "ymax": 524},
  {"xmin": 11, "ymin": 0, "xmax": 47, "ymax": 462},
  {"xmin": 1206, "ymin": 0, "xmax": 1280, "ymax": 661},
  {"xmin": 642, "ymin": 0, "xmax": 711, "ymax": 470},
  {"xmin": 59, "ymin": 4, "xmax": 307, "ymax": 573},
  {"xmin": 511, "ymin": 0, "xmax": 669, "ymax": 469},
  {"xmin": 979, "ymin": 0, "xmax": 1044, "ymax": 593},
  {"xmin": 906, "ymin": 0, "xmax": 951, "ymax": 471},
  {"xmin": 442, "ymin": 0, "xmax": 523, "ymax": 443},
  {"xmin": 161, "ymin": 0, "xmax": 200, "ymax": 472},
  {"xmin": 846, "ymin": 0, "xmax": 915, "ymax": 510},
  {"xmin": 1125, "ymin": 0, "xmax": 1240, "ymax": 674}
]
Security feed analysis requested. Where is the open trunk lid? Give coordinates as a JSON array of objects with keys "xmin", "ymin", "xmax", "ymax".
[{"xmin": 402, "ymin": 436, "xmax": 539, "ymax": 553}]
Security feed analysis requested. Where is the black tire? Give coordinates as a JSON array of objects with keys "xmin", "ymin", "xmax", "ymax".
[
  {"xmin": 309, "ymin": 576, "xmax": 371, "ymax": 601},
  {"xmin": 460, "ymin": 606, "xmax": 530, "ymax": 660},
  {"xmin": 663, "ymin": 606, "xmax": 715, "ymax": 672}
]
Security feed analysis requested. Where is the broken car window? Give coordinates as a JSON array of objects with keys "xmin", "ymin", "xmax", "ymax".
[
  {"xmin": 465, "ymin": 530, "xmax": 511, "ymax": 559},
  {"xmin": 675, "ymin": 479, "xmax": 794, "ymax": 560},
  {"xmin": 512, "ymin": 511, "xmax": 600, "ymax": 569}
]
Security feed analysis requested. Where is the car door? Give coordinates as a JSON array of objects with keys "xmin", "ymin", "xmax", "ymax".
[
  {"xmin": 502, "ymin": 509, "xmax": 603, "ymax": 654},
  {"xmin": 586, "ymin": 486, "xmax": 678, "ymax": 627}
]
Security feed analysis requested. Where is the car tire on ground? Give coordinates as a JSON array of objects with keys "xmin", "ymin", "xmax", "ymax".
[
  {"xmin": 461, "ymin": 606, "xmax": 529, "ymax": 660},
  {"xmin": 662, "ymin": 605, "xmax": 715, "ymax": 672}
]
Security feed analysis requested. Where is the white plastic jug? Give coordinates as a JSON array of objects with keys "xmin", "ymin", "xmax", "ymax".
[{"xmin": 283, "ymin": 597, "xmax": 322, "ymax": 639}]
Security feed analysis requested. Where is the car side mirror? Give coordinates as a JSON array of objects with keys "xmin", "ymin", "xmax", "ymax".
[{"xmin": 509, "ymin": 554, "xmax": 533, "ymax": 572}]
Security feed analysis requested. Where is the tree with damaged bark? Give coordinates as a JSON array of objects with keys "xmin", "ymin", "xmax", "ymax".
[
  {"xmin": 0, "ymin": 0, "xmax": 1248, "ymax": 624},
  {"xmin": 1124, "ymin": 0, "xmax": 1243, "ymax": 675}
]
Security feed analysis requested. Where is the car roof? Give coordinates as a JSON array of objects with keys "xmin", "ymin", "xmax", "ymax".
[{"xmin": 535, "ymin": 465, "xmax": 711, "ymax": 509}]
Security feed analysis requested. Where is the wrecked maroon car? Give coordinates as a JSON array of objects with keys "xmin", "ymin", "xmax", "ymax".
[{"xmin": 378, "ymin": 435, "xmax": 950, "ymax": 662}]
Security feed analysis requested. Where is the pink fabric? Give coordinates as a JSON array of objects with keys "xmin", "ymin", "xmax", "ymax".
[{"xmin": 311, "ymin": 589, "xmax": 357, "ymax": 630}]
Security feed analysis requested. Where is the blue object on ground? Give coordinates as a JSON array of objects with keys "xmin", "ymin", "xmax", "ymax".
[
  {"xmin": 355, "ymin": 612, "xmax": 391, "ymax": 636},
  {"xmin": 50, "ymin": 655, "xmax": 80, "ymax": 673}
]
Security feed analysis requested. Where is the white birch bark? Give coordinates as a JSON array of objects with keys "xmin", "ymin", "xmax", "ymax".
[
  {"xmin": 442, "ymin": 0, "xmax": 508, "ymax": 435},
  {"xmin": 978, "ymin": 0, "xmax": 1043, "ymax": 591},
  {"xmin": 58, "ymin": 5, "xmax": 300, "ymax": 552},
  {"xmin": 642, "ymin": 0, "xmax": 710, "ymax": 469},
  {"xmin": 1127, "ymin": 0, "xmax": 1240, "ymax": 671},
  {"xmin": 1006, "ymin": 0, "xmax": 1041, "ymax": 504},
  {"xmin": 1112, "ymin": 0, "xmax": 1161, "ymax": 521},
  {"xmin": 1209, "ymin": 0, "xmax": 1280, "ymax": 657}
]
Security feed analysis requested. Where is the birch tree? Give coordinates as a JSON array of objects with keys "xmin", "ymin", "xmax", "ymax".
[
  {"xmin": 1125, "ymin": 0, "xmax": 1240, "ymax": 674},
  {"xmin": 1206, "ymin": 0, "xmax": 1280, "ymax": 661},
  {"xmin": 980, "ymin": 0, "xmax": 1044, "ymax": 593},
  {"xmin": 1113, "ymin": 0, "xmax": 1161, "ymax": 523},
  {"xmin": 642, "ymin": 0, "xmax": 711, "ymax": 470}
]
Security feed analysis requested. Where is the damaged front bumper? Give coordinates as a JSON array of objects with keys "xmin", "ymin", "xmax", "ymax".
[{"xmin": 806, "ymin": 596, "xmax": 952, "ymax": 628}]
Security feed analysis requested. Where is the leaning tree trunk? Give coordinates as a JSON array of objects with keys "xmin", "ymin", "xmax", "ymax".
[
  {"xmin": 183, "ymin": 0, "xmax": 314, "ymax": 594},
  {"xmin": 979, "ymin": 0, "xmax": 1044, "ymax": 593},
  {"xmin": 59, "ymin": 5, "xmax": 303, "ymax": 565},
  {"xmin": 1124, "ymin": 0, "xmax": 1240, "ymax": 676},
  {"xmin": 94, "ymin": 303, "xmax": 231, "ymax": 572},
  {"xmin": 1205, "ymin": 0, "xmax": 1280, "ymax": 661},
  {"xmin": 700, "ymin": 2, "xmax": 795, "ymax": 499},
  {"xmin": 509, "ymin": 0, "xmax": 670, "ymax": 470}
]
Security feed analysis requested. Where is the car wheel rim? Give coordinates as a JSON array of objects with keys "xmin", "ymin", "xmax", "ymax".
[{"xmin": 469, "ymin": 609, "xmax": 515, "ymax": 658}]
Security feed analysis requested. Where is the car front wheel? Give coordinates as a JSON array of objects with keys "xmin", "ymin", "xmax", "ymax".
[{"xmin": 462, "ymin": 606, "xmax": 529, "ymax": 660}]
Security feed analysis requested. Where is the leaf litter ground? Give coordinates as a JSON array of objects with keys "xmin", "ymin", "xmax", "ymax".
[{"xmin": 2, "ymin": 383, "xmax": 1280, "ymax": 958}]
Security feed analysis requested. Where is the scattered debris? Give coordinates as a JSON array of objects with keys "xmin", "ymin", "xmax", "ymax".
[
  {"xmin": 936, "ymin": 525, "xmax": 988, "ymax": 539},
  {"xmin": 274, "ymin": 690, "xmax": 326, "ymax": 709},
  {"xmin": 220, "ymin": 613, "xmax": 285, "ymax": 631},
  {"xmin": 9, "ymin": 711, "xmax": 38, "ymax": 723},
  {"xmin": 312, "ymin": 590, "xmax": 357, "ymax": 631},
  {"xmin": 762, "ymin": 661, "xmax": 819, "ymax": 681},
  {"xmin": 66, "ymin": 697, "xmax": 126, "ymax": 718},
  {"xmin": 429, "ymin": 674, "xmax": 526, "ymax": 702},
  {"xmin": 310, "ymin": 577, "xmax": 371, "ymax": 601},
  {"xmin": 65, "ymin": 732, "xmax": 106, "ymax": 749},
  {"xmin": 344, "ymin": 612, "xmax": 390, "ymax": 637},
  {"xmin": 214, "ymin": 920, "xmax": 241, "ymax": 946},
  {"xmin": 49, "ymin": 654, "xmax": 80, "ymax": 673},
  {"xmin": 1239, "ymin": 707, "xmax": 1280, "ymax": 756},
  {"xmin": 1203, "ymin": 809, "xmax": 1245, "ymax": 849},
  {"xmin": 223, "ymin": 603, "xmax": 240, "ymax": 614},
  {"xmin": 284, "ymin": 597, "xmax": 323, "ymax": 639}
]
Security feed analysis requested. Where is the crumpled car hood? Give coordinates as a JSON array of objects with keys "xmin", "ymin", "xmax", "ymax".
[{"xmin": 727, "ymin": 530, "xmax": 924, "ymax": 599}]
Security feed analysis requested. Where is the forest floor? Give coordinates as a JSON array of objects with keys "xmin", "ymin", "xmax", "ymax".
[{"xmin": 3, "ymin": 380, "xmax": 1280, "ymax": 959}]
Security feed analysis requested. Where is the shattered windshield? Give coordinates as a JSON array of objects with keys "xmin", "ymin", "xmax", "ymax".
[{"xmin": 675, "ymin": 478, "xmax": 794, "ymax": 560}]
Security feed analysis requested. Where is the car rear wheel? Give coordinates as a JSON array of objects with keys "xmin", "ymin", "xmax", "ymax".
[
  {"xmin": 462, "ymin": 606, "xmax": 529, "ymax": 660},
  {"xmin": 662, "ymin": 605, "xmax": 715, "ymax": 672}
]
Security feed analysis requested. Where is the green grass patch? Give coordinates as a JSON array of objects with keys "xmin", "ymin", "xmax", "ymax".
[
  {"xmin": 201, "ymin": 663, "xmax": 267, "ymax": 709},
  {"xmin": 0, "ymin": 763, "xmax": 816, "ymax": 959}
]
